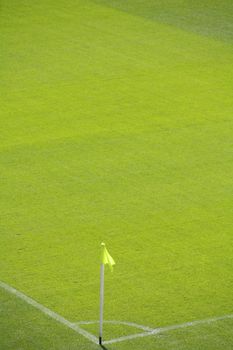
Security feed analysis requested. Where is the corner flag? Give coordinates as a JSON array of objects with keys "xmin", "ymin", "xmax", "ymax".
[
  {"xmin": 101, "ymin": 242, "xmax": 115, "ymax": 271},
  {"xmin": 99, "ymin": 243, "xmax": 115, "ymax": 345}
]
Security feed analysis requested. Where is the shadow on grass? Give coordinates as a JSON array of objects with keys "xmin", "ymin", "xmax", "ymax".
[{"xmin": 100, "ymin": 345, "xmax": 108, "ymax": 350}]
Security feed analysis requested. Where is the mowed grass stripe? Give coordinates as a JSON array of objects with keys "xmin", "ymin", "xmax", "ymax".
[
  {"xmin": 92, "ymin": 0, "xmax": 233, "ymax": 44},
  {"xmin": 1, "ymin": 0, "xmax": 233, "ymax": 349}
]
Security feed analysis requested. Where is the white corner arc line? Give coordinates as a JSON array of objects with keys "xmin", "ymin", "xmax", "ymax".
[
  {"xmin": 76, "ymin": 320, "xmax": 154, "ymax": 332},
  {"xmin": 0, "ymin": 281, "xmax": 98, "ymax": 344},
  {"xmin": 103, "ymin": 331, "xmax": 157, "ymax": 344},
  {"xmin": 104, "ymin": 313, "xmax": 233, "ymax": 345}
]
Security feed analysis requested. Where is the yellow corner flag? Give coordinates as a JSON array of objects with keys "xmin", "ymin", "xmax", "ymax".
[{"xmin": 101, "ymin": 243, "xmax": 115, "ymax": 271}]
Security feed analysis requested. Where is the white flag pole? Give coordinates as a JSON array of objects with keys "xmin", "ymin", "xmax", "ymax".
[{"xmin": 99, "ymin": 262, "xmax": 105, "ymax": 345}]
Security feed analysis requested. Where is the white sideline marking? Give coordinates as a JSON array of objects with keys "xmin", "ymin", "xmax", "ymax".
[
  {"xmin": 1, "ymin": 280, "xmax": 233, "ymax": 346},
  {"xmin": 0, "ymin": 281, "xmax": 98, "ymax": 344}
]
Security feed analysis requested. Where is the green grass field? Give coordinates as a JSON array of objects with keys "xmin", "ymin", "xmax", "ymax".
[{"xmin": 1, "ymin": 1, "xmax": 233, "ymax": 349}]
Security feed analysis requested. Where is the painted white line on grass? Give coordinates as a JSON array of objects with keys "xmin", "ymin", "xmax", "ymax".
[
  {"xmin": 157, "ymin": 313, "xmax": 233, "ymax": 334},
  {"xmin": 0, "ymin": 280, "xmax": 98, "ymax": 344},
  {"xmin": 103, "ymin": 330, "xmax": 157, "ymax": 344},
  {"xmin": 1, "ymin": 280, "xmax": 233, "ymax": 346},
  {"xmin": 104, "ymin": 313, "xmax": 233, "ymax": 345},
  {"xmin": 76, "ymin": 320, "xmax": 154, "ymax": 332},
  {"xmin": 76, "ymin": 320, "xmax": 155, "ymax": 344}
]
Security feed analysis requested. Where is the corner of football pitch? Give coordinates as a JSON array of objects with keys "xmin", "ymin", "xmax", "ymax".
[{"xmin": 1, "ymin": 0, "xmax": 233, "ymax": 349}]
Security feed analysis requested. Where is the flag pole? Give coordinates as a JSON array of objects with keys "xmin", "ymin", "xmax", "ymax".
[
  {"xmin": 99, "ymin": 246, "xmax": 105, "ymax": 345},
  {"xmin": 99, "ymin": 242, "xmax": 115, "ymax": 345}
]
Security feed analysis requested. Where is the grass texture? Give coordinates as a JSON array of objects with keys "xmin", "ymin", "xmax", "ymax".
[{"xmin": 0, "ymin": 0, "xmax": 233, "ymax": 349}]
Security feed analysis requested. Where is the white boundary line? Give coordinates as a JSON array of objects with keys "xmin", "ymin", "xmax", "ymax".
[
  {"xmin": 0, "ymin": 281, "xmax": 98, "ymax": 344},
  {"xmin": 1, "ymin": 280, "xmax": 233, "ymax": 346}
]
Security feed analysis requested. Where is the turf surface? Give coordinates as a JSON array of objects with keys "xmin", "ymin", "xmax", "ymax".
[{"xmin": 1, "ymin": 0, "xmax": 233, "ymax": 349}]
